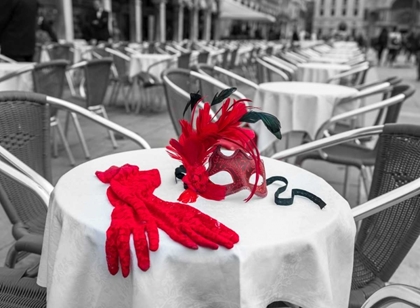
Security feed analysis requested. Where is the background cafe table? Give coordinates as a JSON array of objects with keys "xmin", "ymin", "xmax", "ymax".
[
  {"xmin": 296, "ymin": 62, "xmax": 351, "ymax": 83},
  {"xmin": 128, "ymin": 53, "xmax": 176, "ymax": 80},
  {"xmin": 252, "ymin": 82, "xmax": 359, "ymax": 152},
  {"xmin": 0, "ymin": 63, "xmax": 34, "ymax": 91},
  {"xmin": 38, "ymin": 148, "xmax": 356, "ymax": 308}
]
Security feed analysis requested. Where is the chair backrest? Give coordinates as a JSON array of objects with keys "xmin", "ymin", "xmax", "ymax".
[
  {"xmin": 162, "ymin": 69, "xmax": 193, "ymax": 136},
  {"xmin": 263, "ymin": 56, "xmax": 296, "ymax": 81},
  {"xmin": 353, "ymin": 124, "xmax": 420, "ymax": 290},
  {"xmin": 32, "ymin": 60, "xmax": 69, "ymax": 98},
  {"xmin": 0, "ymin": 91, "xmax": 52, "ymax": 236},
  {"xmin": 229, "ymin": 47, "xmax": 239, "ymax": 69},
  {"xmin": 162, "ymin": 68, "xmax": 244, "ymax": 136},
  {"xmin": 256, "ymin": 58, "xmax": 289, "ymax": 83},
  {"xmin": 84, "ymin": 58, "xmax": 113, "ymax": 107},
  {"xmin": 197, "ymin": 51, "xmax": 210, "ymax": 64},
  {"xmin": 177, "ymin": 52, "xmax": 192, "ymax": 69},
  {"xmin": 105, "ymin": 48, "xmax": 130, "ymax": 80},
  {"xmin": 47, "ymin": 43, "xmax": 73, "ymax": 63},
  {"xmin": 33, "ymin": 44, "xmax": 43, "ymax": 63},
  {"xmin": 196, "ymin": 64, "xmax": 258, "ymax": 99}
]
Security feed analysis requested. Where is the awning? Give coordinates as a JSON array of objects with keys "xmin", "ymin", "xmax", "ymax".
[{"xmin": 219, "ymin": 0, "xmax": 276, "ymax": 22}]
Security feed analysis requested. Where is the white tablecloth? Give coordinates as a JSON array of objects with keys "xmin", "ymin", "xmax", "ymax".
[
  {"xmin": 252, "ymin": 82, "xmax": 359, "ymax": 151},
  {"xmin": 129, "ymin": 53, "xmax": 176, "ymax": 79},
  {"xmin": 297, "ymin": 62, "xmax": 351, "ymax": 83},
  {"xmin": 0, "ymin": 63, "xmax": 34, "ymax": 91},
  {"xmin": 38, "ymin": 148, "xmax": 356, "ymax": 308}
]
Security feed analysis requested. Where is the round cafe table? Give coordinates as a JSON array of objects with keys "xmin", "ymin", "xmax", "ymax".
[
  {"xmin": 296, "ymin": 62, "xmax": 351, "ymax": 83},
  {"xmin": 0, "ymin": 63, "xmax": 34, "ymax": 91},
  {"xmin": 128, "ymin": 53, "xmax": 176, "ymax": 79},
  {"xmin": 38, "ymin": 148, "xmax": 356, "ymax": 308},
  {"xmin": 252, "ymin": 82, "xmax": 359, "ymax": 152}
]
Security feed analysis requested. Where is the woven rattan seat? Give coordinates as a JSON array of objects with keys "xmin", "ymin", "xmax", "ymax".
[
  {"xmin": 177, "ymin": 52, "xmax": 192, "ymax": 69},
  {"xmin": 0, "ymin": 267, "xmax": 46, "ymax": 308}
]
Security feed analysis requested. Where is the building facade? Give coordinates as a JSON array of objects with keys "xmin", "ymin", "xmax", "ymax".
[
  {"xmin": 364, "ymin": 0, "xmax": 420, "ymax": 37},
  {"xmin": 39, "ymin": 0, "xmax": 309, "ymax": 42},
  {"xmin": 313, "ymin": 0, "xmax": 365, "ymax": 38}
]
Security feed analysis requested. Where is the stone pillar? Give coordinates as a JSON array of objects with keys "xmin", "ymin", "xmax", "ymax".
[
  {"xmin": 56, "ymin": 0, "xmax": 74, "ymax": 41},
  {"xmin": 176, "ymin": 2, "xmax": 185, "ymax": 41},
  {"xmin": 190, "ymin": 0, "xmax": 199, "ymax": 41},
  {"xmin": 102, "ymin": 0, "xmax": 113, "ymax": 39},
  {"xmin": 130, "ymin": 0, "xmax": 143, "ymax": 42},
  {"xmin": 203, "ymin": 1, "xmax": 212, "ymax": 41}
]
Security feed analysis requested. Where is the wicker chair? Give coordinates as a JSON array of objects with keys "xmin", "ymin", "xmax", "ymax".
[
  {"xmin": 177, "ymin": 52, "xmax": 192, "ymax": 69},
  {"xmin": 32, "ymin": 60, "xmax": 75, "ymax": 166},
  {"xmin": 0, "ymin": 267, "xmax": 46, "ymax": 307},
  {"xmin": 65, "ymin": 58, "xmax": 115, "ymax": 159},
  {"xmin": 271, "ymin": 123, "xmax": 420, "ymax": 308},
  {"xmin": 46, "ymin": 42, "xmax": 73, "ymax": 63},
  {"xmin": 196, "ymin": 63, "xmax": 258, "ymax": 99},
  {"xmin": 161, "ymin": 68, "xmax": 246, "ymax": 137},
  {"xmin": 0, "ymin": 91, "xmax": 151, "ymax": 268},
  {"xmin": 262, "ymin": 56, "xmax": 297, "ymax": 81},
  {"xmin": 295, "ymin": 84, "xmax": 415, "ymax": 198},
  {"xmin": 256, "ymin": 57, "xmax": 289, "ymax": 83}
]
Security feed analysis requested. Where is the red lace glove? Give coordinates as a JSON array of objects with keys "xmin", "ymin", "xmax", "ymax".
[
  {"xmin": 145, "ymin": 195, "xmax": 239, "ymax": 250},
  {"xmin": 96, "ymin": 165, "xmax": 160, "ymax": 276},
  {"xmin": 97, "ymin": 165, "xmax": 239, "ymax": 274}
]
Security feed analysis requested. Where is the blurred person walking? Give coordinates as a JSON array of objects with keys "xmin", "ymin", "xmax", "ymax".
[
  {"xmin": 376, "ymin": 28, "xmax": 388, "ymax": 66},
  {"xmin": 0, "ymin": 0, "xmax": 37, "ymax": 62},
  {"xmin": 387, "ymin": 26, "xmax": 402, "ymax": 67},
  {"xmin": 88, "ymin": 0, "xmax": 110, "ymax": 44}
]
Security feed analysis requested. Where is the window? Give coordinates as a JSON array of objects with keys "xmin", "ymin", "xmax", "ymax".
[
  {"xmin": 342, "ymin": 9, "xmax": 346, "ymax": 15},
  {"xmin": 354, "ymin": 9, "xmax": 358, "ymax": 16},
  {"xmin": 320, "ymin": 8, "xmax": 324, "ymax": 15},
  {"xmin": 331, "ymin": 8, "xmax": 335, "ymax": 16}
]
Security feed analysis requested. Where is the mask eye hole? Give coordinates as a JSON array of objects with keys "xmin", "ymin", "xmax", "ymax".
[
  {"xmin": 210, "ymin": 171, "xmax": 234, "ymax": 185},
  {"xmin": 249, "ymin": 173, "xmax": 265, "ymax": 186}
]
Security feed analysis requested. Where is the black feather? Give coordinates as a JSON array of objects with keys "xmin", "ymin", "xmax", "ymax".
[
  {"xmin": 211, "ymin": 87, "xmax": 237, "ymax": 106},
  {"xmin": 183, "ymin": 91, "xmax": 202, "ymax": 116},
  {"xmin": 240, "ymin": 111, "xmax": 282, "ymax": 139}
]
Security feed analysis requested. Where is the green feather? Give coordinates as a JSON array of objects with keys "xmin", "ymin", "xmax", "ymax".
[{"xmin": 240, "ymin": 111, "xmax": 282, "ymax": 139}]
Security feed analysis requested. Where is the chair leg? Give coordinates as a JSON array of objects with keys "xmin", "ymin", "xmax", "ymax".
[
  {"xmin": 360, "ymin": 165, "xmax": 371, "ymax": 197},
  {"xmin": 51, "ymin": 123, "xmax": 59, "ymax": 158},
  {"xmin": 71, "ymin": 112, "xmax": 91, "ymax": 159},
  {"xmin": 342, "ymin": 165, "xmax": 350, "ymax": 199},
  {"xmin": 99, "ymin": 106, "xmax": 118, "ymax": 149},
  {"xmin": 55, "ymin": 118, "xmax": 76, "ymax": 166},
  {"xmin": 66, "ymin": 71, "xmax": 76, "ymax": 96}
]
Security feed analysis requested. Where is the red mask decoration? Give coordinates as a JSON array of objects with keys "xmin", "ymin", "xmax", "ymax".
[
  {"xmin": 166, "ymin": 88, "xmax": 281, "ymax": 203},
  {"xmin": 207, "ymin": 146, "xmax": 267, "ymax": 198}
]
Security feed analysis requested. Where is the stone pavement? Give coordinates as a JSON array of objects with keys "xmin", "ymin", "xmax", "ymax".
[{"xmin": 0, "ymin": 50, "xmax": 419, "ymax": 295}]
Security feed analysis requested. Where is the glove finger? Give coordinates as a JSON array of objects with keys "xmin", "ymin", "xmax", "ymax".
[
  {"xmin": 95, "ymin": 165, "xmax": 121, "ymax": 183},
  {"xmin": 132, "ymin": 226, "xmax": 150, "ymax": 271},
  {"xmin": 194, "ymin": 214, "xmax": 240, "ymax": 245},
  {"xmin": 145, "ymin": 222, "xmax": 159, "ymax": 252},
  {"xmin": 193, "ymin": 223, "xmax": 237, "ymax": 249},
  {"xmin": 181, "ymin": 224, "xmax": 219, "ymax": 250},
  {"xmin": 117, "ymin": 228, "xmax": 131, "ymax": 278},
  {"xmin": 156, "ymin": 221, "xmax": 198, "ymax": 250},
  {"xmin": 105, "ymin": 226, "xmax": 119, "ymax": 275}
]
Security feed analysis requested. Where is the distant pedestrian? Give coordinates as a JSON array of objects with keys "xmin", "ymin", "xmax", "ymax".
[
  {"xmin": 376, "ymin": 28, "xmax": 388, "ymax": 66},
  {"xmin": 387, "ymin": 26, "xmax": 402, "ymax": 66},
  {"xmin": 0, "ymin": 0, "xmax": 37, "ymax": 62},
  {"xmin": 88, "ymin": 0, "xmax": 110, "ymax": 43}
]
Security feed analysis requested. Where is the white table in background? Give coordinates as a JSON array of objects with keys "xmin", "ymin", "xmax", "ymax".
[
  {"xmin": 38, "ymin": 148, "xmax": 356, "ymax": 308},
  {"xmin": 0, "ymin": 63, "xmax": 34, "ymax": 91},
  {"xmin": 129, "ymin": 53, "xmax": 176, "ymax": 80},
  {"xmin": 297, "ymin": 62, "xmax": 351, "ymax": 83},
  {"xmin": 252, "ymin": 81, "xmax": 359, "ymax": 151}
]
